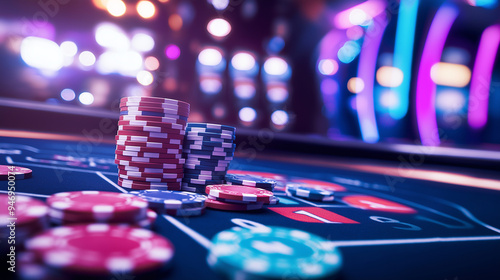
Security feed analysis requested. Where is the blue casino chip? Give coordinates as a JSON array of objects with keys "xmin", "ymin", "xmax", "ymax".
[
  {"xmin": 183, "ymin": 173, "xmax": 226, "ymax": 180},
  {"xmin": 182, "ymin": 149, "xmax": 234, "ymax": 157},
  {"xmin": 182, "ymin": 178, "xmax": 226, "ymax": 185},
  {"xmin": 225, "ymin": 174, "xmax": 277, "ymax": 189},
  {"xmin": 120, "ymin": 110, "xmax": 188, "ymax": 120},
  {"xmin": 183, "ymin": 140, "xmax": 235, "ymax": 148},
  {"xmin": 285, "ymin": 183, "xmax": 335, "ymax": 201},
  {"xmin": 130, "ymin": 189, "xmax": 206, "ymax": 210},
  {"xmin": 186, "ymin": 127, "xmax": 234, "ymax": 135},
  {"xmin": 207, "ymin": 226, "xmax": 342, "ymax": 279},
  {"xmin": 185, "ymin": 131, "xmax": 235, "ymax": 140},
  {"xmin": 187, "ymin": 123, "xmax": 236, "ymax": 132}
]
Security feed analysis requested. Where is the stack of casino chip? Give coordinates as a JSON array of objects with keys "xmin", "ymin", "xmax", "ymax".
[
  {"xmin": 115, "ymin": 96, "xmax": 190, "ymax": 190},
  {"xmin": 131, "ymin": 189, "xmax": 207, "ymax": 217},
  {"xmin": 181, "ymin": 123, "xmax": 236, "ymax": 193},
  {"xmin": 204, "ymin": 184, "xmax": 278, "ymax": 211},
  {"xmin": 0, "ymin": 195, "xmax": 48, "ymax": 252}
]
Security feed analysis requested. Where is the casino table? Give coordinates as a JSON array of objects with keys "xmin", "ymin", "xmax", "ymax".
[{"xmin": 1, "ymin": 132, "xmax": 500, "ymax": 280}]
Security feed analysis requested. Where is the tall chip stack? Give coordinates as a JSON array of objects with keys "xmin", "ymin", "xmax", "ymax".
[
  {"xmin": 181, "ymin": 123, "xmax": 236, "ymax": 193},
  {"xmin": 115, "ymin": 96, "xmax": 190, "ymax": 190}
]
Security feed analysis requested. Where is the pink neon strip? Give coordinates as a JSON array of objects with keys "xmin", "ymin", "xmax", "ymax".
[
  {"xmin": 333, "ymin": 0, "xmax": 386, "ymax": 29},
  {"xmin": 415, "ymin": 5, "xmax": 459, "ymax": 146},
  {"xmin": 356, "ymin": 18, "xmax": 387, "ymax": 143},
  {"xmin": 468, "ymin": 25, "xmax": 500, "ymax": 129}
]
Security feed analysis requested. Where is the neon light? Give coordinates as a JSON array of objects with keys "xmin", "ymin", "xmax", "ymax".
[
  {"xmin": 415, "ymin": 5, "xmax": 458, "ymax": 146},
  {"xmin": 356, "ymin": 18, "xmax": 387, "ymax": 143},
  {"xmin": 390, "ymin": 0, "xmax": 419, "ymax": 119},
  {"xmin": 468, "ymin": 25, "xmax": 500, "ymax": 129}
]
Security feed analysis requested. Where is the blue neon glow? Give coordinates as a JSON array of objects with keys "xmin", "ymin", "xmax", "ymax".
[
  {"xmin": 470, "ymin": 0, "xmax": 497, "ymax": 8},
  {"xmin": 389, "ymin": 0, "xmax": 419, "ymax": 119}
]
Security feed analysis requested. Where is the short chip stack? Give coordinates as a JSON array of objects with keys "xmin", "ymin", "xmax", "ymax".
[
  {"xmin": 131, "ymin": 189, "xmax": 207, "ymax": 217},
  {"xmin": 115, "ymin": 96, "xmax": 190, "ymax": 190},
  {"xmin": 285, "ymin": 183, "xmax": 335, "ymax": 201},
  {"xmin": 205, "ymin": 184, "xmax": 278, "ymax": 211},
  {"xmin": 181, "ymin": 123, "xmax": 236, "ymax": 193},
  {"xmin": 46, "ymin": 191, "xmax": 152, "ymax": 226}
]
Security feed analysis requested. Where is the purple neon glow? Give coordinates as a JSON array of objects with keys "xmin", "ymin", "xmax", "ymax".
[
  {"xmin": 415, "ymin": 5, "xmax": 458, "ymax": 146},
  {"xmin": 356, "ymin": 17, "xmax": 387, "ymax": 143},
  {"xmin": 333, "ymin": 0, "xmax": 386, "ymax": 29},
  {"xmin": 165, "ymin": 44, "xmax": 181, "ymax": 60},
  {"xmin": 468, "ymin": 25, "xmax": 500, "ymax": 129}
]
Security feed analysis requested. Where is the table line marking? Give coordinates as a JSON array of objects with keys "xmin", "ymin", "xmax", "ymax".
[
  {"xmin": 327, "ymin": 235, "xmax": 500, "ymax": 247},
  {"xmin": 6, "ymin": 156, "xmax": 13, "ymax": 164},
  {"xmin": 163, "ymin": 215, "xmax": 212, "ymax": 249},
  {"xmin": 436, "ymin": 199, "xmax": 500, "ymax": 234},
  {"xmin": 288, "ymin": 195, "xmax": 350, "ymax": 208},
  {"xmin": 0, "ymin": 190, "xmax": 49, "ymax": 198},
  {"xmin": 96, "ymin": 171, "xmax": 128, "ymax": 193},
  {"xmin": 7, "ymin": 160, "xmax": 117, "ymax": 176}
]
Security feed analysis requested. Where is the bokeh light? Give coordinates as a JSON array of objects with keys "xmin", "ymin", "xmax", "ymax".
[
  {"xmin": 95, "ymin": 23, "xmax": 129, "ymax": 51},
  {"xmin": 231, "ymin": 52, "xmax": 256, "ymax": 71},
  {"xmin": 207, "ymin": 18, "xmax": 231, "ymax": 38},
  {"xmin": 79, "ymin": 51, "xmax": 96, "ymax": 67},
  {"xmin": 271, "ymin": 110, "xmax": 289, "ymax": 126},
  {"xmin": 136, "ymin": 70, "xmax": 154, "ymax": 86},
  {"xmin": 20, "ymin": 37, "xmax": 63, "ymax": 71},
  {"xmin": 318, "ymin": 59, "xmax": 339, "ymax": 76},
  {"xmin": 106, "ymin": 0, "xmax": 126, "ymax": 17},
  {"xmin": 144, "ymin": 56, "xmax": 159, "ymax": 71},
  {"xmin": 168, "ymin": 14, "xmax": 183, "ymax": 31},
  {"xmin": 165, "ymin": 44, "xmax": 181, "ymax": 60},
  {"xmin": 239, "ymin": 107, "xmax": 257, "ymax": 122},
  {"xmin": 137, "ymin": 1, "xmax": 156, "ymax": 19},
  {"xmin": 131, "ymin": 33, "xmax": 155, "ymax": 52},
  {"xmin": 234, "ymin": 84, "xmax": 256, "ymax": 99},
  {"xmin": 60, "ymin": 89, "xmax": 76, "ymax": 101},
  {"xmin": 376, "ymin": 66, "xmax": 404, "ymax": 87},
  {"xmin": 79, "ymin": 92, "xmax": 94, "ymax": 105},
  {"xmin": 60, "ymin": 41, "xmax": 78, "ymax": 57},
  {"xmin": 211, "ymin": 0, "xmax": 229, "ymax": 10},
  {"xmin": 198, "ymin": 48, "xmax": 223, "ymax": 66},
  {"xmin": 263, "ymin": 57, "xmax": 288, "ymax": 76},
  {"xmin": 347, "ymin": 77, "xmax": 364, "ymax": 93}
]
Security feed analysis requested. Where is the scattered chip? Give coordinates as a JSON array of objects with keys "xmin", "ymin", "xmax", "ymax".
[
  {"xmin": 206, "ymin": 184, "xmax": 273, "ymax": 203},
  {"xmin": 0, "ymin": 165, "xmax": 33, "ymax": 180},
  {"xmin": 26, "ymin": 224, "xmax": 175, "ymax": 275},
  {"xmin": 286, "ymin": 183, "xmax": 335, "ymax": 201}
]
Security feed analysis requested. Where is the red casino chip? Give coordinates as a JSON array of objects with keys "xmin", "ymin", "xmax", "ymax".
[
  {"xmin": 115, "ymin": 135, "xmax": 183, "ymax": 145},
  {"xmin": 117, "ymin": 130, "xmax": 185, "ymax": 140},
  {"xmin": 118, "ymin": 120, "xmax": 185, "ymax": 130},
  {"xmin": 115, "ymin": 159, "xmax": 185, "ymax": 169},
  {"xmin": 26, "ymin": 224, "xmax": 174, "ymax": 275},
  {"xmin": 118, "ymin": 169, "xmax": 184, "ymax": 179},
  {"xmin": 115, "ymin": 154, "xmax": 185, "ymax": 164},
  {"xmin": 115, "ymin": 149, "xmax": 182, "ymax": 158},
  {"xmin": 118, "ymin": 165, "xmax": 183, "ymax": 173},
  {"xmin": 115, "ymin": 140, "xmax": 182, "ymax": 149},
  {"xmin": 0, "ymin": 195, "xmax": 48, "ymax": 237},
  {"xmin": 0, "ymin": 165, "xmax": 33, "ymax": 180},
  {"xmin": 118, "ymin": 124, "xmax": 186, "ymax": 135},
  {"xmin": 46, "ymin": 191, "xmax": 148, "ymax": 223},
  {"xmin": 116, "ymin": 145, "xmax": 182, "ymax": 154},
  {"xmin": 119, "ymin": 115, "xmax": 188, "ymax": 125},
  {"xmin": 118, "ymin": 178, "xmax": 182, "ymax": 190},
  {"xmin": 120, "ymin": 105, "xmax": 190, "ymax": 117},
  {"xmin": 205, "ymin": 184, "xmax": 273, "ymax": 203},
  {"xmin": 118, "ymin": 174, "xmax": 183, "ymax": 183},
  {"xmin": 205, "ymin": 198, "xmax": 264, "ymax": 211},
  {"xmin": 122, "ymin": 96, "xmax": 190, "ymax": 107},
  {"xmin": 120, "ymin": 101, "xmax": 189, "ymax": 110}
]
